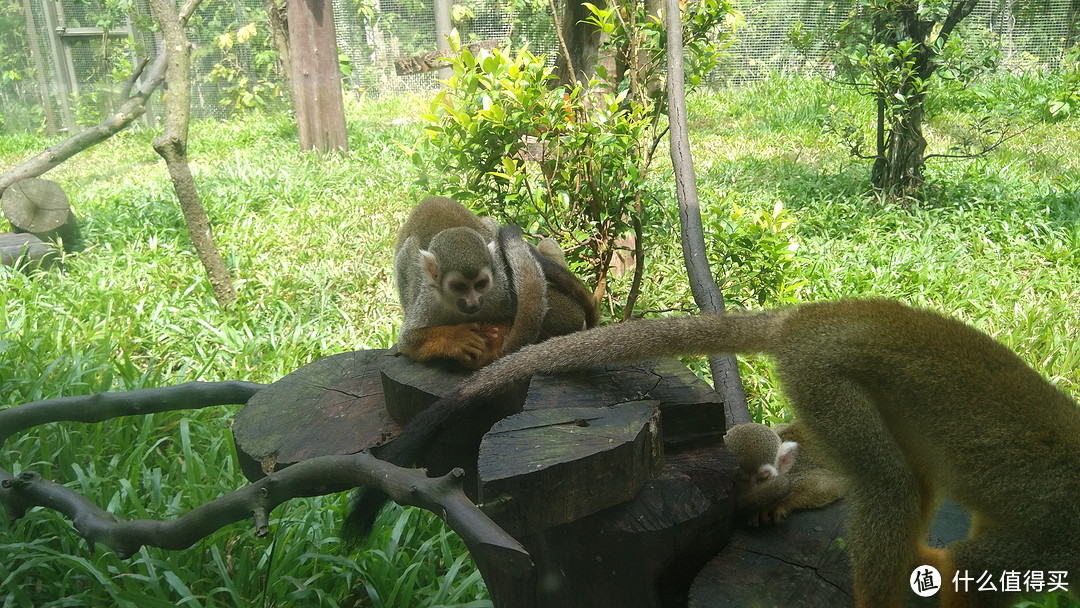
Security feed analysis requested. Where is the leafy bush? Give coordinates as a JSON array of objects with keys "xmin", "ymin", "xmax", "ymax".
[
  {"xmin": 408, "ymin": 0, "xmax": 730, "ymax": 315},
  {"xmin": 706, "ymin": 200, "xmax": 804, "ymax": 307},
  {"xmin": 206, "ymin": 20, "xmax": 285, "ymax": 114},
  {"xmin": 408, "ymin": 40, "xmax": 660, "ymax": 311},
  {"xmin": 1046, "ymin": 44, "xmax": 1080, "ymax": 120}
]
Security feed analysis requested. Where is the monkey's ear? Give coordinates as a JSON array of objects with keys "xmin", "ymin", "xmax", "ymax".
[
  {"xmin": 487, "ymin": 240, "xmax": 498, "ymax": 259},
  {"xmin": 777, "ymin": 441, "xmax": 798, "ymax": 474},
  {"xmin": 419, "ymin": 249, "xmax": 440, "ymax": 281}
]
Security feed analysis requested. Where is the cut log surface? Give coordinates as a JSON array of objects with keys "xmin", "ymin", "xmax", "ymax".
[
  {"xmin": 524, "ymin": 359, "xmax": 727, "ymax": 447},
  {"xmin": 478, "ymin": 402, "xmax": 663, "ymax": 533},
  {"xmin": 0, "ymin": 233, "xmax": 56, "ymax": 270},
  {"xmin": 232, "ymin": 349, "xmax": 400, "ymax": 480},
  {"xmin": 1, "ymin": 177, "xmax": 79, "ymax": 250}
]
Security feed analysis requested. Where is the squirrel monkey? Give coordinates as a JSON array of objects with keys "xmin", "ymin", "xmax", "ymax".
[
  {"xmin": 393, "ymin": 197, "xmax": 595, "ymax": 369},
  {"xmin": 725, "ymin": 421, "xmax": 844, "ymax": 526},
  {"xmin": 347, "ymin": 299, "xmax": 1080, "ymax": 608}
]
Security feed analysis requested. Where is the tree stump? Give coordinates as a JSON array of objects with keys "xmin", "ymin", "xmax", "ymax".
[
  {"xmin": 474, "ymin": 360, "xmax": 736, "ymax": 608},
  {"xmin": 1, "ymin": 178, "xmax": 80, "ymax": 251},
  {"xmin": 688, "ymin": 499, "xmax": 971, "ymax": 608},
  {"xmin": 0, "ymin": 233, "xmax": 57, "ymax": 271},
  {"xmin": 478, "ymin": 402, "xmax": 664, "ymax": 534},
  {"xmin": 231, "ymin": 350, "xmax": 401, "ymax": 481},
  {"xmin": 229, "ymin": 352, "xmax": 755, "ymax": 608}
]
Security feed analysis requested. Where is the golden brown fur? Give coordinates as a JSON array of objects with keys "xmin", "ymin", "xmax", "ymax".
[
  {"xmin": 349, "ymin": 299, "xmax": 1080, "ymax": 607},
  {"xmin": 725, "ymin": 421, "xmax": 845, "ymax": 526},
  {"xmin": 392, "ymin": 197, "xmax": 595, "ymax": 368}
]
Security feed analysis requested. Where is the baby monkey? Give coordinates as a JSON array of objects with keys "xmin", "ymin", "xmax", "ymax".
[{"xmin": 725, "ymin": 421, "xmax": 844, "ymax": 526}]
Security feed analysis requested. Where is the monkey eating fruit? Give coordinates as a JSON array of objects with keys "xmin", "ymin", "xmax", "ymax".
[
  {"xmin": 392, "ymin": 196, "xmax": 595, "ymax": 369},
  {"xmin": 345, "ymin": 298, "xmax": 1079, "ymax": 608}
]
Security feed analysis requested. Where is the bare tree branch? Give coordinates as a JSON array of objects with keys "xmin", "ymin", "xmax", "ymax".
[
  {"xmin": 0, "ymin": 50, "xmax": 168, "ymax": 198},
  {"xmin": 0, "ymin": 381, "xmax": 266, "ymax": 445},
  {"xmin": 0, "ymin": 385, "xmax": 532, "ymax": 575},
  {"xmin": 664, "ymin": 0, "xmax": 750, "ymax": 427},
  {"xmin": 0, "ymin": 455, "xmax": 528, "ymax": 570},
  {"xmin": 119, "ymin": 57, "xmax": 150, "ymax": 100}
]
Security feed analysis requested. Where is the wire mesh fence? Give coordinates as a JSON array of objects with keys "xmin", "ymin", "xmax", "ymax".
[{"xmin": 0, "ymin": 0, "xmax": 1076, "ymax": 134}]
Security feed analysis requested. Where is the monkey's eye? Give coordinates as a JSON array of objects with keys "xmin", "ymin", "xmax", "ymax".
[
  {"xmin": 449, "ymin": 281, "xmax": 469, "ymax": 293},
  {"xmin": 754, "ymin": 465, "xmax": 778, "ymax": 482},
  {"xmin": 474, "ymin": 278, "xmax": 489, "ymax": 290}
]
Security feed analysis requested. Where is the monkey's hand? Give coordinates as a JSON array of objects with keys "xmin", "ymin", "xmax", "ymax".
[
  {"xmin": 457, "ymin": 323, "xmax": 508, "ymax": 368},
  {"xmin": 747, "ymin": 504, "xmax": 793, "ymax": 527},
  {"xmin": 405, "ymin": 323, "xmax": 506, "ymax": 369},
  {"xmin": 746, "ymin": 472, "xmax": 846, "ymax": 526}
]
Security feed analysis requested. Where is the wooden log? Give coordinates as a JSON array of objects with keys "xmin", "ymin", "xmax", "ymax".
[
  {"xmin": 474, "ymin": 361, "xmax": 740, "ymax": 608},
  {"xmin": 231, "ymin": 351, "xmax": 742, "ymax": 608},
  {"xmin": 394, "ymin": 39, "xmax": 500, "ymax": 75},
  {"xmin": 232, "ymin": 347, "xmax": 529, "ymax": 487},
  {"xmin": 687, "ymin": 499, "xmax": 972, "ymax": 608},
  {"xmin": 231, "ymin": 349, "xmax": 401, "ymax": 481},
  {"xmin": 0, "ymin": 233, "xmax": 56, "ymax": 270},
  {"xmin": 524, "ymin": 359, "xmax": 727, "ymax": 448},
  {"xmin": 488, "ymin": 444, "xmax": 738, "ymax": 608},
  {"xmin": 1, "ymin": 177, "xmax": 80, "ymax": 251},
  {"xmin": 478, "ymin": 402, "xmax": 663, "ymax": 534}
]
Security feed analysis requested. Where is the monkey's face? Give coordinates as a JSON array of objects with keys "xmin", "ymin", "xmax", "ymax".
[{"xmin": 443, "ymin": 268, "xmax": 492, "ymax": 315}]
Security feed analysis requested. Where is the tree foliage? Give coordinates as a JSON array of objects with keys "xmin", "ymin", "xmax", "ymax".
[
  {"xmin": 408, "ymin": 0, "xmax": 730, "ymax": 315},
  {"xmin": 823, "ymin": 0, "xmax": 984, "ymax": 199}
]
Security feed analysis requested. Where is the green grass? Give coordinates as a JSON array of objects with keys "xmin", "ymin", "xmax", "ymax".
[
  {"xmin": 1, "ymin": 95, "xmax": 491, "ymax": 607},
  {"xmin": 2, "ymin": 73, "xmax": 1079, "ymax": 607}
]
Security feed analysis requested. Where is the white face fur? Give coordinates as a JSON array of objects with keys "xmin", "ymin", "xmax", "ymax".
[
  {"xmin": 752, "ymin": 440, "xmax": 798, "ymax": 483},
  {"xmin": 440, "ymin": 267, "xmax": 492, "ymax": 314},
  {"xmin": 419, "ymin": 236, "xmax": 497, "ymax": 315}
]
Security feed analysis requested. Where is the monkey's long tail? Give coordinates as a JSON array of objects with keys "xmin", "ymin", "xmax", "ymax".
[
  {"xmin": 341, "ymin": 310, "xmax": 783, "ymax": 543},
  {"xmin": 340, "ymin": 386, "xmax": 476, "ymax": 544},
  {"xmin": 462, "ymin": 310, "xmax": 783, "ymax": 401},
  {"xmin": 341, "ymin": 487, "xmax": 391, "ymax": 544}
]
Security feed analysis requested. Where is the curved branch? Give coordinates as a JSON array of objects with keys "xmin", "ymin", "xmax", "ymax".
[
  {"xmin": 0, "ymin": 50, "xmax": 169, "ymax": 198},
  {"xmin": 0, "ymin": 381, "xmax": 266, "ymax": 444},
  {"xmin": 0, "ymin": 381, "xmax": 532, "ymax": 576},
  {"xmin": 0, "ymin": 455, "xmax": 529, "ymax": 573}
]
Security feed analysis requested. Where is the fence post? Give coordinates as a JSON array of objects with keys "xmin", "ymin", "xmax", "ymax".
[{"xmin": 434, "ymin": 0, "xmax": 452, "ymax": 82}]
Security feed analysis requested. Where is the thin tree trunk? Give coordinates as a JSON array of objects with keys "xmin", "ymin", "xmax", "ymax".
[
  {"xmin": 554, "ymin": 0, "xmax": 603, "ymax": 86},
  {"xmin": 880, "ymin": 102, "xmax": 927, "ymax": 197},
  {"xmin": 263, "ymin": 0, "xmax": 294, "ymax": 100},
  {"xmin": 664, "ymin": 0, "xmax": 750, "ymax": 427},
  {"xmin": 147, "ymin": 0, "xmax": 238, "ymax": 308}
]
